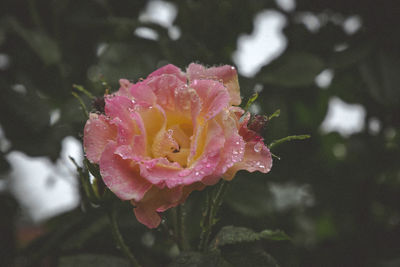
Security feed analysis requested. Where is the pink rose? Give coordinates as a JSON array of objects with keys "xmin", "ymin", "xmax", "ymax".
[{"xmin": 83, "ymin": 64, "xmax": 272, "ymax": 228}]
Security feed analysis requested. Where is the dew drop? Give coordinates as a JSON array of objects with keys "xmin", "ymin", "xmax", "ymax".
[
  {"xmin": 254, "ymin": 142, "xmax": 263, "ymax": 153},
  {"xmin": 205, "ymin": 163, "xmax": 211, "ymax": 168},
  {"xmin": 179, "ymin": 169, "xmax": 192, "ymax": 177},
  {"xmin": 195, "ymin": 171, "xmax": 200, "ymax": 176}
]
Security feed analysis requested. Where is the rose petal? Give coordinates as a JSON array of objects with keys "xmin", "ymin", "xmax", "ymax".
[
  {"xmin": 187, "ymin": 63, "xmax": 241, "ymax": 105},
  {"xmin": 146, "ymin": 74, "xmax": 186, "ymax": 110},
  {"xmin": 139, "ymin": 120, "xmax": 224, "ymax": 188},
  {"xmin": 105, "ymin": 96, "xmax": 148, "ymax": 155},
  {"xmin": 83, "ymin": 113, "xmax": 117, "ymax": 164},
  {"xmin": 105, "ymin": 95, "xmax": 135, "ymax": 122},
  {"xmin": 115, "ymin": 79, "xmax": 134, "ymax": 97},
  {"xmin": 133, "ymin": 182, "xmax": 204, "ymax": 228},
  {"xmin": 130, "ymin": 83, "xmax": 157, "ymax": 105},
  {"xmin": 223, "ymin": 141, "xmax": 272, "ymax": 180},
  {"xmin": 190, "ymin": 79, "xmax": 230, "ymax": 120},
  {"xmin": 173, "ymin": 85, "xmax": 201, "ymax": 127},
  {"xmin": 213, "ymin": 112, "xmax": 246, "ymax": 176},
  {"xmin": 99, "ymin": 142, "xmax": 152, "ymax": 201},
  {"xmin": 147, "ymin": 64, "xmax": 186, "ymax": 83}
]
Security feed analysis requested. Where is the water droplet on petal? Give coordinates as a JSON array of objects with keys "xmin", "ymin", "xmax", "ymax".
[
  {"xmin": 179, "ymin": 169, "xmax": 192, "ymax": 177},
  {"xmin": 254, "ymin": 142, "xmax": 263, "ymax": 153}
]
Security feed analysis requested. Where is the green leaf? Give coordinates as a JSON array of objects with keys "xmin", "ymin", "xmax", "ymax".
[
  {"xmin": 58, "ymin": 254, "xmax": 130, "ymax": 267},
  {"xmin": 221, "ymin": 244, "xmax": 279, "ymax": 267},
  {"xmin": 212, "ymin": 226, "xmax": 290, "ymax": 248},
  {"xmin": 6, "ymin": 17, "xmax": 61, "ymax": 65},
  {"xmin": 258, "ymin": 52, "xmax": 325, "ymax": 88},
  {"xmin": 168, "ymin": 251, "xmax": 232, "ymax": 267},
  {"xmin": 244, "ymin": 92, "xmax": 258, "ymax": 111},
  {"xmin": 268, "ymin": 109, "xmax": 280, "ymax": 120},
  {"xmin": 259, "ymin": 229, "xmax": 291, "ymax": 241}
]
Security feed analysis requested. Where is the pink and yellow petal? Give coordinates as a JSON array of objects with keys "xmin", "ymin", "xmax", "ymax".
[
  {"xmin": 99, "ymin": 142, "xmax": 152, "ymax": 201},
  {"xmin": 83, "ymin": 113, "xmax": 117, "ymax": 164},
  {"xmin": 132, "ymin": 182, "xmax": 204, "ymax": 229},
  {"xmin": 190, "ymin": 79, "xmax": 230, "ymax": 120},
  {"xmin": 147, "ymin": 64, "xmax": 186, "ymax": 83},
  {"xmin": 187, "ymin": 63, "xmax": 241, "ymax": 106},
  {"xmin": 223, "ymin": 140, "xmax": 272, "ymax": 180}
]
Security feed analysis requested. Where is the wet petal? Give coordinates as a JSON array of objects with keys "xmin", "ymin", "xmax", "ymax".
[
  {"xmin": 140, "ymin": 120, "xmax": 224, "ymax": 188},
  {"xmin": 147, "ymin": 64, "xmax": 186, "ymax": 83},
  {"xmin": 105, "ymin": 96, "xmax": 148, "ymax": 153},
  {"xmin": 100, "ymin": 142, "xmax": 152, "ymax": 201},
  {"xmin": 187, "ymin": 63, "xmax": 241, "ymax": 105},
  {"xmin": 214, "ymin": 113, "xmax": 246, "ymax": 175},
  {"xmin": 190, "ymin": 79, "xmax": 230, "ymax": 120},
  {"xmin": 115, "ymin": 79, "xmax": 134, "ymax": 97},
  {"xmin": 130, "ymin": 83, "xmax": 156, "ymax": 105},
  {"xmin": 83, "ymin": 113, "xmax": 117, "ymax": 164},
  {"xmin": 223, "ymin": 141, "xmax": 272, "ymax": 180},
  {"xmin": 133, "ymin": 182, "xmax": 204, "ymax": 228},
  {"xmin": 146, "ymin": 74, "xmax": 186, "ymax": 110}
]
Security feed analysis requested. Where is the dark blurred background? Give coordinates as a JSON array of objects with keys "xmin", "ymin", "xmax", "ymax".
[{"xmin": 1, "ymin": 0, "xmax": 399, "ymax": 266}]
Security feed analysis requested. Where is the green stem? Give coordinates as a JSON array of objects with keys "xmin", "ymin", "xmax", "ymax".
[
  {"xmin": 198, "ymin": 180, "xmax": 229, "ymax": 251},
  {"xmin": 107, "ymin": 206, "xmax": 141, "ymax": 267},
  {"xmin": 71, "ymin": 92, "xmax": 89, "ymax": 119},
  {"xmin": 177, "ymin": 204, "xmax": 189, "ymax": 251},
  {"xmin": 269, "ymin": 134, "xmax": 311, "ymax": 149}
]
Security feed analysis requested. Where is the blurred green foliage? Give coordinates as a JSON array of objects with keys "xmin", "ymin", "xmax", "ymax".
[{"xmin": 1, "ymin": 0, "xmax": 399, "ymax": 266}]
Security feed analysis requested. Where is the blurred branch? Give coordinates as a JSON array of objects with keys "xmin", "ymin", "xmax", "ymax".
[{"xmin": 107, "ymin": 204, "xmax": 142, "ymax": 267}]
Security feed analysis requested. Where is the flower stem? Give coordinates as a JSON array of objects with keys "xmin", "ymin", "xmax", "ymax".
[
  {"xmin": 107, "ymin": 206, "xmax": 141, "ymax": 267},
  {"xmin": 177, "ymin": 203, "xmax": 190, "ymax": 251},
  {"xmin": 198, "ymin": 180, "xmax": 229, "ymax": 251},
  {"xmin": 171, "ymin": 204, "xmax": 189, "ymax": 251}
]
